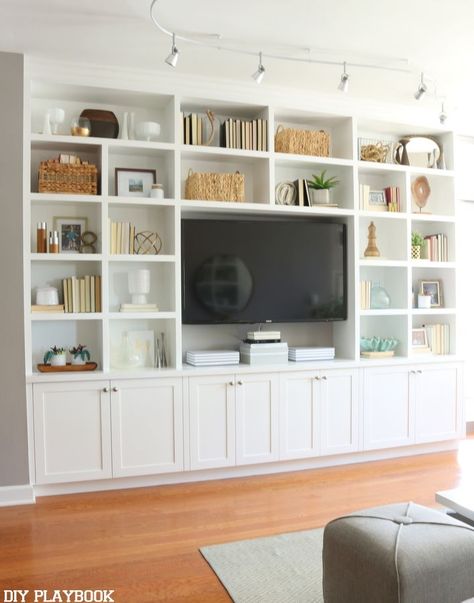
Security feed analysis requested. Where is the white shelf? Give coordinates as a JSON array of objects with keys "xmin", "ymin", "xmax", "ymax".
[
  {"xmin": 359, "ymin": 211, "xmax": 407, "ymax": 220},
  {"xmin": 31, "ymin": 193, "xmax": 101, "ymax": 204},
  {"xmin": 30, "ymin": 253, "xmax": 102, "ymax": 262},
  {"xmin": 180, "ymin": 144, "xmax": 269, "ymax": 161},
  {"xmin": 411, "ymin": 261, "xmax": 456, "ymax": 269},
  {"xmin": 274, "ymin": 153, "xmax": 353, "ymax": 168},
  {"xmin": 107, "ymin": 254, "xmax": 175, "ymax": 263},
  {"xmin": 360, "ymin": 309, "xmax": 408, "ymax": 316},
  {"xmin": 31, "ymin": 133, "xmax": 175, "ymax": 152},
  {"xmin": 411, "ymin": 308, "xmax": 457, "ymax": 316},
  {"xmin": 108, "ymin": 312, "xmax": 176, "ymax": 320},
  {"xmin": 359, "ymin": 259, "xmax": 408, "ymax": 267},
  {"xmin": 31, "ymin": 312, "xmax": 102, "ymax": 321},
  {"xmin": 107, "ymin": 196, "xmax": 175, "ymax": 207},
  {"xmin": 410, "ymin": 213, "xmax": 456, "ymax": 223}
]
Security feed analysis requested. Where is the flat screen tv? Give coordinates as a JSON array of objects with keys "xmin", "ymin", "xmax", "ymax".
[{"xmin": 181, "ymin": 218, "xmax": 347, "ymax": 324}]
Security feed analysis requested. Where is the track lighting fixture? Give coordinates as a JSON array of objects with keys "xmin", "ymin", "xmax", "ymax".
[
  {"xmin": 414, "ymin": 72, "xmax": 427, "ymax": 100},
  {"xmin": 439, "ymin": 102, "xmax": 448, "ymax": 125},
  {"xmin": 252, "ymin": 52, "xmax": 265, "ymax": 84},
  {"xmin": 338, "ymin": 62, "xmax": 349, "ymax": 93},
  {"xmin": 165, "ymin": 33, "xmax": 179, "ymax": 68}
]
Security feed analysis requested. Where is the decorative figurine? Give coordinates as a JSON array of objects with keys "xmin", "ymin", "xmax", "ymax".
[{"xmin": 364, "ymin": 221, "xmax": 380, "ymax": 257}]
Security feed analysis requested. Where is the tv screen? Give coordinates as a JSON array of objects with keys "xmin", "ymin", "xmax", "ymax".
[{"xmin": 181, "ymin": 218, "xmax": 347, "ymax": 324}]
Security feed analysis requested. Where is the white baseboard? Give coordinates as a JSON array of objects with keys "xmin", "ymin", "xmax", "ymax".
[
  {"xmin": 33, "ymin": 439, "xmax": 459, "ymax": 498},
  {"xmin": 0, "ymin": 484, "xmax": 35, "ymax": 507}
]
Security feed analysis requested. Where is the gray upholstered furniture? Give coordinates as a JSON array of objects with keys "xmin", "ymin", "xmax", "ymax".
[{"xmin": 323, "ymin": 502, "xmax": 474, "ymax": 603}]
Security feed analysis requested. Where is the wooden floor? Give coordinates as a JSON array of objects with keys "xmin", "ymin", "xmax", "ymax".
[{"xmin": 1, "ymin": 440, "xmax": 473, "ymax": 602}]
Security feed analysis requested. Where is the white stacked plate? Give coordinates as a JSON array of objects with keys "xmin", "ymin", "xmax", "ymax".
[
  {"xmin": 186, "ymin": 350, "xmax": 240, "ymax": 366},
  {"xmin": 288, "ymin": 347, "xmax": 335, "ymax": 362}
]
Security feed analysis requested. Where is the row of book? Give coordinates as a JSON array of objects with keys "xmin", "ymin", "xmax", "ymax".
[
  {"xmin": 422, "ymin": 234, "xmax": 448, "ymax": 262},
  {"xmin": 62, "ymin": 275, "xmax": 102, "ymax": 313},
  {"xmin": 425, "ymin": 323, "xmax": 450, "ymax": 355},
  {"xmin": 359, "ymin": 184, "xmax": 401, "ymax": 212},
  {"xmin": 109, "ymin": 220, "xmax": 136, "ymax": 255},
  {"xmin": 220, "ymin": 118, "xmax": 268, "ymax": 151},
  {"xmin": 182, "ymin": 113, "xmax": 206, "ymax": 146},
  {"xmin": 360, "ymin": 280, "xmax": 372, "ymax": 310}
]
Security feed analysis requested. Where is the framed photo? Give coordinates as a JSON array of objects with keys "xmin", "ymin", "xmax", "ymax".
[
  {"xmin": 412, "ymin": 327, "xmax": 428, "ymax": 348},
  {"xmin": 115, "ymin": 168, "xmax": 156, "ymax": 197},
  {"xmin": 420, "ymin": 280, "xmax": 442, "ymax": 307},
  {"xmin": 368, "ymin": 190, "xmax": 387, "ymax": 212},
  {"xmin": 53, "ymin": 217, "xmax": 87, "ymax": 253}
]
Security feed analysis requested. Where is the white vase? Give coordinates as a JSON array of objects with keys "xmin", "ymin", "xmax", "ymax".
[
  {"xmin": 50, "ymin": 353, "xmax": 66, "ymax": 366},
  {"xmin": 71, "ymin": 356, "xmax": 86, "ymax": 365},
  {"xmin": 120, "ymin": 112, "xmax": 129, "ymax": 140},
  {"xmin": 128, "ymin": 269, "xmax": 151, "ymax": 305},
  {"xmin": 311, "ymin": 189, "xmax": 330, "ymax": 205}
]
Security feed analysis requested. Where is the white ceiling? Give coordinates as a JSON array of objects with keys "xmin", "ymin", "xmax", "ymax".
[{"xmin": 2, "ymin": 0, "xmax": 474, "ymax": 127}]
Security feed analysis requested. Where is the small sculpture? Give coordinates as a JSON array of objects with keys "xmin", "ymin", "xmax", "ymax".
[{"xmin": 364, "ymin": 221, "xmax": 380, "ymax": 257}]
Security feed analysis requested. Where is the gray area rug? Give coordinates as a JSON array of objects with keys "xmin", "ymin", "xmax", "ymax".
[{"xmin": 200, "ymin": 527, "xmax": 324, "ymax": 602}]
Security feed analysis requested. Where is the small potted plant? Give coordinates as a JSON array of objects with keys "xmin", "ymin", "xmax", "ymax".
[
  {"xmin": 43, "ymin": 346, "xmax": 67, "ymax": 366},
  {"xmin": 411, "ymin": 231, "xmax": 424, "ymax": 259},
  {"xmin": 307, "ymin": 170, "xmax": 339, "ymax": 205},
  {"xmin": 69, "ymin": 344, "xmax": 91, "ymax": 365}
]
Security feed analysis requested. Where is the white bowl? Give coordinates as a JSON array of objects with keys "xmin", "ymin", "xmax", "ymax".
[
  {"xmin": 36, "ymin": 286, "xmax": 59, "ymax": 305},
  {"xmin": 135, "ymin": 121, "xmax": 161, "ymax": 142}
]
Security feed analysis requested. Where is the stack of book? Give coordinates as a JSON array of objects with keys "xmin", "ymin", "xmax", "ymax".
[
  {"xmin": 220, "ymin": 118, "xmax": 268, "ymax": 151},
  {"xmin": 31, "ymin": 304, "xmax": 64, "ymax": 313},
  {"xmin": 360, "ymin": 280, "xmax": 372, "ymax": 310},
  {"xmin": 425, "ymin": 323, "xmax": 450, "ymax": 354},
  {"xmin": 359, "ymin": 184, "xmax": 400, "ymax": 212},
  {"xmin": 62, "ymin": 275, "xmax": 101, "ymax": 313},
  {"xmin": 294, "ymin": 178, "xmax": 311, "ymax": 206},
  {"xmin": 240, "ymin": 342, "xmax": 288, "ymax": 365},
  {"xmin": 423, "ymin": 234, "xmax": 448, "ymax": 262},
  {"xmin": 109, "ymin": 220, "xmax": 136, "ymax": 255},
  {"xmin": 288, "ymin": 346, "xmax": 335, "ymax": 362},
  {"xmin": 185, "ymin": 350, "xmax": 240, "ymax": 366}
]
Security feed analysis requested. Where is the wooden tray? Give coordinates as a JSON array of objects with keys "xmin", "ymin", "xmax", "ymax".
[
  {"xmin": 37, "ymin": 362, "xmax": 98, "ymax": 373},
  {"xmin": 361, "ymin": 351, "xmax": 395, "ymax": 359}
]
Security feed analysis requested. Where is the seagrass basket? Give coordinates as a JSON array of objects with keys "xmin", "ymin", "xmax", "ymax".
[
  {"xmin": 38, "ymin": 159, "xmax": 98, "ymax": 194},
  {"xmin": 184, "ymin": 169, "xmax": 245, "ymax": 202},
  {"xmin": 275, "ymin": 125, "xmax": 330, "ymax": 157}
]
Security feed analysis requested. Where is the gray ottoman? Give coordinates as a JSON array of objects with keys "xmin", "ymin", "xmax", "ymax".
[{"xmin": 323, "ymin": 502, "xmax": 474, "ymax": 603}]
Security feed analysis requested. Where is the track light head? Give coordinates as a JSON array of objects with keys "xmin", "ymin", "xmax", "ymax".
[
  {"xmin": 338, "ymin": 62, "xmax": 349, "ymax": 93},
  {"xmin": 165, "ymin": 33, "xmax": 179, "ymax": 67},
  {"xmin": 439, "ymin": 102, "xmax": 448, "ymax": 125},
  {"xmin": 414, "ymin": 72, "xmax": 427, "ymax": 100},
  {"xmin": 252, "ymin": 52, "xmax": 265, "ymax": 84}
]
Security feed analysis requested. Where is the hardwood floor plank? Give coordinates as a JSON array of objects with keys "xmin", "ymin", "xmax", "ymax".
[{"xmin": 0, "ymin": 440, "xmax": 471, "ymax": 601}]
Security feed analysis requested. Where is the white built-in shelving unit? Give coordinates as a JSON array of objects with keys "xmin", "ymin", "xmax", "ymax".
[{"xmin": 24, "ymin": 80, "xmax": 457, "ymax": 376}]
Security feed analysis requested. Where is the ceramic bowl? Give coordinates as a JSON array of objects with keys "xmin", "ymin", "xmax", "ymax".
[{"xmin": 135, "ymin": 121, "xmax": 161, "ymax": 142}]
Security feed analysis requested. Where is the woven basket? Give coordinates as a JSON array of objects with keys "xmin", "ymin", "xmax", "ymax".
[
  {"xmin": 38, "ymin": 159, "xmax": 98, "ymax": 195},
  {"xmin": 275, "ymin": 125, "xmax": 330, "ymax": 157},
  {"xmin": 184, "ymin": 169, "xmax": 245, "ymax": 202}
]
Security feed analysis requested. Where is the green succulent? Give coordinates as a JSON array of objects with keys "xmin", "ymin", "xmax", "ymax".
[
  {"xmin": 69, "ymin": 344, "xmax": 90, "ymax": 361},
  {"xmin": 307, "ymin": 170, "xmax": 340, "ymax": 190},
  {"xmin": 43, "ymin": 346, "xmax": 66, "ymax": 364},
  {"xmin": 411, "ymin": 231, "xmax": 424, "ymax": 246}
]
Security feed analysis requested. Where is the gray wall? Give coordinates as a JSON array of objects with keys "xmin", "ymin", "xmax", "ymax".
[{"xmin": 0, "ymin": 52, "xmax": 29, "ymax": 486}]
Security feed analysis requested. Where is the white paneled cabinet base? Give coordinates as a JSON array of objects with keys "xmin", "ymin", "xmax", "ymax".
[{"xmin": 23, "ymin": 68, "xmax": 463, "ymax": 498}]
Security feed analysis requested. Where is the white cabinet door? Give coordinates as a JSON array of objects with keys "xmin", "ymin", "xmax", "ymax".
[
  {"xmin": 189, "ymin": 375, "xmax": 236, "ymax": 470},
  {"xmin": 111, "ymin": 378, "xmax": 183, "ymax": 477},
  {"xmin": 414, "ymin": 364, "xmax": 462, "ymax": 443},
  {"xmin": 320, "ymin": 369, "xmax": 359, "ymax": 455},
  {"xmin": 235, "ymin": 373, "xmax": 279, "ymax": 465},
  {"xmin": 279, "ymin": 371, "xmax": 319, "ymax": 460},
  {"xmin": 33, "ymin": 380, "xmax": 112, "ymax": 484},
  {"xmin": 363, "ymin": 366, "xmax": 415, "ymax": 450}
]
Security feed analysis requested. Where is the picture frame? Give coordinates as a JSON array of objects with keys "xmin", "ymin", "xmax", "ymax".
[
  {"xmin": 115, "ymin": 168, "xmax": 156, "ymax": 197},
  {"xmin": 412, "ymin": 327, "xmax": 428, "ymax": 348},
  {"xmin": 53, "ymin": 217, "xmax": 88, "ymax": 254},
  {"xmin": 420, "ymin": 280, "xmax": 442, "ymax": 307},
  {"xmin": 368, "ymin": 190, "xmax": 388, "ymax": 212}
]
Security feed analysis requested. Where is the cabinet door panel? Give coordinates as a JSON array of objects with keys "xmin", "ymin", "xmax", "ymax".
[
  {"xmin": 320, "ymin": 369, "xmax": 359, "ymax": 455},
  {"xmin": 415, "ymin": 365, "xmax": 460, "ymax": 442},
  {"xmin": 33, "ymin": 381, "xmax": 111, "ymax": 484},
  {"xmin": 280, "ymin": 372, "xmax": 318, "ymax": 459},
  {"xmin": 189, "ymin": 375, "xmax": 236, "ymax": 470},
  {"xmin": 111, "ymin": 378, "xmax": 183, "ymax": 477},
  {"xmin": 236, "ymin": 374, "xmax": 278, "ymax": 465},
  {"xmin": 363, "ymin": 367, "xmax": 414, "ymax": 450}
]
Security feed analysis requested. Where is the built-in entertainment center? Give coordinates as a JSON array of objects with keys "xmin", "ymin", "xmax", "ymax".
[{"xmin": 24, "ymin": 64, "xmax": 463, "ymax": 497}]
